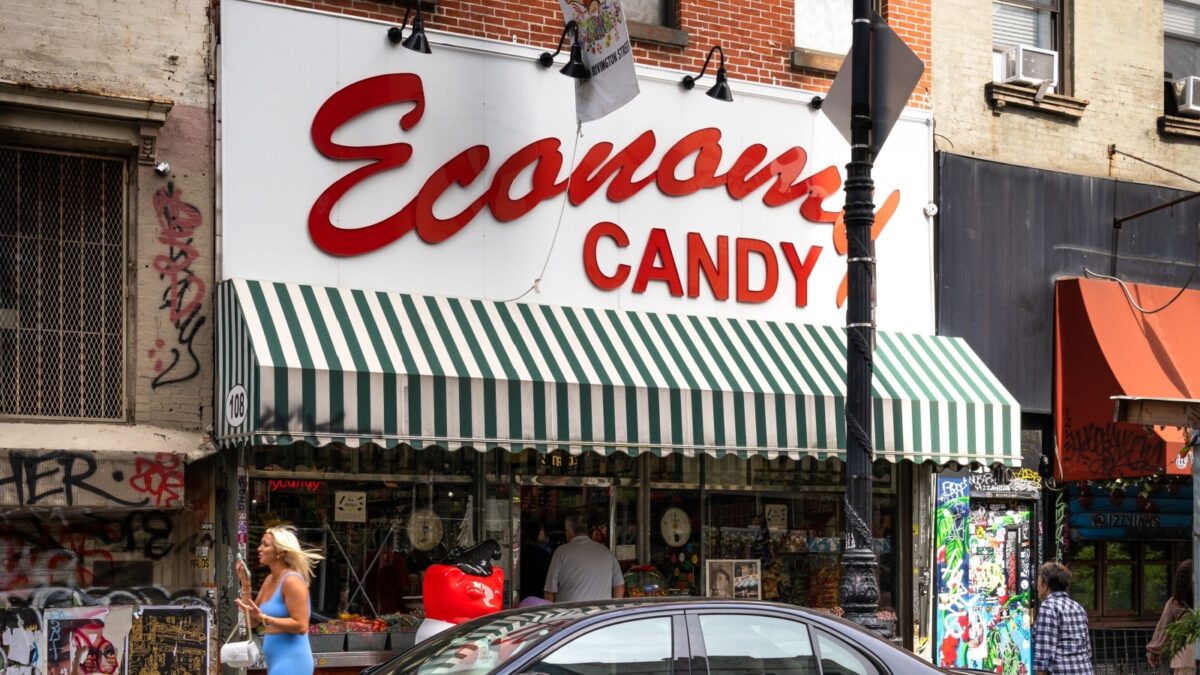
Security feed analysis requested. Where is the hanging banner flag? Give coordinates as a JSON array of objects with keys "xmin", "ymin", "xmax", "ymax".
[{"xmin": 559, "ymin": 0, "xmax": 640, "ymax": 123}]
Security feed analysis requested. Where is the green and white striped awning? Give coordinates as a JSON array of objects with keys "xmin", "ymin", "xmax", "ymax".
[{"xmin": 216, "ymin": 279, "xmax": 1020, "ymax": 465}]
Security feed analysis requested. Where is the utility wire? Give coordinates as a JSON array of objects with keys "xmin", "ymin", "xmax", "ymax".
[
  {"xmin": 1110, "ymin": 146, "xmax": 1200, "ymax": 186},
  {"xmin": 501, "ymin": 121, "xmax": 583, "ymax": 304},
  {"xmin": 1084, "ymin": 221, "xmax": 1200, "ymax": 314}
]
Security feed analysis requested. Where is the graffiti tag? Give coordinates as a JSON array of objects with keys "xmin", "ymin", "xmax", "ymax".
[{"xmin": 148, "ymin": 184, "xmax": 206, "ymax": 388}]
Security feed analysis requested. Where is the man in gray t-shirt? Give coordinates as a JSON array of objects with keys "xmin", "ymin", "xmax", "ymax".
[{"xmin": 544, "ymin": 512, "xmax": 625, "ymax": 603}]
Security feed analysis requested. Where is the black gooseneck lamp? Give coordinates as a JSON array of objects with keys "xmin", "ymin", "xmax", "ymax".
[
  {"xmin": 680, "ymin": 45, "xmax": 733, "ymax": 102},
  {"xmin": 538, "ymin": 21, "xmax": 590, "ymax": 80},
  {"xmin": 386, "ymin": 0, "xmax": 432, "ymax": 54}
]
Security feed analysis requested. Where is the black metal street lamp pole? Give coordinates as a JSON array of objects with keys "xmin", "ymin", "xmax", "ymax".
[{"xmin": 839, "ymin": 0, "xmax": 889, "ymax": 638}]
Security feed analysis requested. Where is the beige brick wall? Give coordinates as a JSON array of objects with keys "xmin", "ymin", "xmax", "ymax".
[
  {"xmin": 933, "ymin": 0, "xmax": 1200, "ymax": 190},
  {"xmin": 0, "ymin": 0, "xmax": 216, "ymax": 431}
]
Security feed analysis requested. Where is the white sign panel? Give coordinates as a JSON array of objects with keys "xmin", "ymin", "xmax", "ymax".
[
  {"xmin": 334, "ymin": 491, "xmax": 367, "ymax": 522},
  {"xmin": 220, "ymin": 0, "xmax": 934, "ymax": 331}
]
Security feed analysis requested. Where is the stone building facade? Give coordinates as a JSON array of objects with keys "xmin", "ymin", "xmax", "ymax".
[{"xmin": 0, "ymin": 0, "xmax": 219, "ymax": 667}]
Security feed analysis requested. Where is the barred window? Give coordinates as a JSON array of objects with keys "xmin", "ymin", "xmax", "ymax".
[{"xmin": 0, "ymin": 146, "xmax": 127, "ymax": 420}]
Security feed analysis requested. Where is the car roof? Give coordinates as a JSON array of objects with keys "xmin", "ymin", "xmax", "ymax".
[
  {"xmin": 456, "ymin": 598, "xmax": 868, "ymax": 634},
  {"xmin": 366, "ymin": 600, "xmax": 944, "ymax": 675}
]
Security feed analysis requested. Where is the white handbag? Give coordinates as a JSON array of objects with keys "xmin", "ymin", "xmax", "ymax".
[{"xmin": 220, "ymin": 608, "xmax": 262, "ymax": 668}]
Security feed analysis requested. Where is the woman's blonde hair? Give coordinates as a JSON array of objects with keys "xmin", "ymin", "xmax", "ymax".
[{"xmin": 266, "ymin": 525, "xmax": 324, "ymax": 584}]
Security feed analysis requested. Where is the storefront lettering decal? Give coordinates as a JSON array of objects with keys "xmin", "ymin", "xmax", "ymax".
[
  {"xmin": 583, "ymin": 224, "xmax": 824, "ymax": 305},
  {"xmin": 308, "ymin": 74, "xmax": 901, "ymax": 308},
  {"xmin": 268, "ymin": 479, "xmax": 324, "ymax": 492}
]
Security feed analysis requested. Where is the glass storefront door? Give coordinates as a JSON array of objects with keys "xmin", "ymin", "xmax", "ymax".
[{"xmin": 514, "ymin": 476, "xmax": 617, "ymax": 602}]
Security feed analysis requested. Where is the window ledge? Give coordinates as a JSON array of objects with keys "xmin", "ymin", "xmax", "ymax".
[
  {"xmin": 628, "ymin": 21, "xmax": 688, "ymax": 49},
  {"xmin": 1158, "ymin": 114, "xmax": 1200, "ymax": 140},
  {"xmin": 789, "ymin": 47, "xmax": 842, "ymax": 76},
  {"xmin": 0, "ymin": 80, "xmax": 173, "ymax": 163},
  {"xmin": 985, "ymin": 82, "xmax": 1088, "ymax": 120}
]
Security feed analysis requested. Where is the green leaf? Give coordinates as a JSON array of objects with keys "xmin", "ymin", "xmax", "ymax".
[{"xmin": 1163, "ymin": 609, "xmax": 1200, "ymax": 662}]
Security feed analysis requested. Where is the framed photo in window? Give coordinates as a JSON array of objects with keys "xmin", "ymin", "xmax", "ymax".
[{"xmin": 707, "ymin": 559, "xmax": 760, "ymax": 599}]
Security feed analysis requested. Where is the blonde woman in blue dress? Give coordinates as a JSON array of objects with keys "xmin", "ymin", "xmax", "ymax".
[{"xmin": 236, "ymin": 525, "xmax": 324, "ymax": 674}]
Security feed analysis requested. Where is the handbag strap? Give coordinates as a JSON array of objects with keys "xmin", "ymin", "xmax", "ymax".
[{"xmin": 223, "ymin": 607, "xmax": 253, "ymax": 646}]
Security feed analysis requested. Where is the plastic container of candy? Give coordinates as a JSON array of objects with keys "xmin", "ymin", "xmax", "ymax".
[{"xmin": 623, "ymin": 565, "xmax": 668, "ymax": 598}]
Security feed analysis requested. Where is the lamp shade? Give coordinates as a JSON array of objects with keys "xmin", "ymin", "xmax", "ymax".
[
  {"xmin": 561, "ymin": 42, "xmax": 591, "ymax": 79},
  {"xmin": 706, "ymin": 68, "xmax": 733, "ymax": 102},
  {"xmin": 402, "ymin": 15, "xmax": 432, "ymax": 54}
]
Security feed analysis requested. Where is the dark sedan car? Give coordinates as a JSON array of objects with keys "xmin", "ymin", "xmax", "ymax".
[{"xmin": 363, "ymin": 599, "xmax": 983, "ymax": 675}]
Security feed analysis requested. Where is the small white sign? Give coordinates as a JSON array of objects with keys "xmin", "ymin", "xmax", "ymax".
[
  {"xmin": 225, "ymin": 384, "xmax": 248, "ymax": 427},
  {"xmin": 765, "ymin": 504, "xmax": 788, "ymax": 532},
  {"xmin": 615, "ymin": 544, "xmax": 637, "ymax": 561},
  {"xmin": 335, "ymin": 491, "xmax": 366, "ymax": 522}
]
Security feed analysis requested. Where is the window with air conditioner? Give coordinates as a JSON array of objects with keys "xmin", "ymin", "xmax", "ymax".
[
  {"xmin": 1165, "ymin": 0, "xmax": 1200, "ymax": 116},
  {"xmin": 0, "ymin": 147, "xmax": 127, "ymax": 421},
  {"xmin": 992, "ymin": 0, "xmax": 1062, "ymax": 92}
]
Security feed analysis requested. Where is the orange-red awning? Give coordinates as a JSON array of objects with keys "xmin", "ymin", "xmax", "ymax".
[{"xmin": 1055, "ymin": 278, "xmax": 1200, "ymax": 481}]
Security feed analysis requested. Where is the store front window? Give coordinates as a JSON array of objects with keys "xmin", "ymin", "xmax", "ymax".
[
  {"xmin": 248, "ymin": 445, "xmax": 908, "ymax": 651},
  {"xmin": 1068, "ymin": 540, "xmax": 1187, "ymax": 619},
  {"xmin": 636, "ymin": 454, "xmax": 899, "ymax": 616},
  {"xmin": 701, "ymin": 457, "xmax": 897, "ymax": 617},
  {"xmin": 248, "ymin": 444, "xmax": 477, "ymax": 629}
]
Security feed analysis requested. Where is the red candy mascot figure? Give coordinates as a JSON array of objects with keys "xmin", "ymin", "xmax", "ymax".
[{"xmin": 416, "ymin": 540, "xmax": 505, "ymax": 643}]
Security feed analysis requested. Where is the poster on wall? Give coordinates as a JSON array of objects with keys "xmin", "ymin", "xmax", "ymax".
[
  {"xmin": 707, "ymin": 559, "xmax": 760, "ymax": 599},
  {"xmin": 934, "ymin": 476, "xmax": 1033, "ymax": 675},
  {"xmin": 0, "ymin": 608, "xmax": 43, "ymax": 675},
  {"xmin": 43, "ymin": 606, "xmax": 132, "ymax": 675},
  {"xmin": 127, "ymin": 607, "xmax": 210, "ymax": 675}
]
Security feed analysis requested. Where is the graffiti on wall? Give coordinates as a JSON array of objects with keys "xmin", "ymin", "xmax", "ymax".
[
  {"xmin": 148, "ymin": 184, "xmax": 206, "ymax": 389},
  {"xmin": 0, "ymin": 512, "xmax": 185, "ymax": 590},
  {"xmin": 935, "ymin": 477, "xmax": 970, "ymax": 668},
  {"xmin": 935, "ymin": 476, "xmax": 1033, "ymax": 675},
  {"xmin": 44, "ymin": 606, "xmax": 132, "ymax": 675},
  {"xmin": 1060, "ymin": 415, "xmax": 1161, "ymax": 481},
  {"xmin": 0, "ymin": 451, "xmax": 184, "ymax": 510},
  {"xmin": 968, "ymin": 467, "xmax": 1042, "ymax": 498}
]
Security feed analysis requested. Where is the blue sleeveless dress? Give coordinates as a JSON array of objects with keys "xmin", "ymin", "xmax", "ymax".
[{"xmin": 261, "ymin": 571, "xmax": 314, "ymax": 674}]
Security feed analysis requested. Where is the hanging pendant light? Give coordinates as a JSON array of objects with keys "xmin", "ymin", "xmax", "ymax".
[
  {"xmin": 681, "ymin": 45, "xmax": 733, "ymax": 102},
  {"xmin": 386, "ymin": 0, "xmax": 433, "ymax": 54},
  {"xmin": 538, "ymin": 20, "xmax": 591, "ymax": 80}
]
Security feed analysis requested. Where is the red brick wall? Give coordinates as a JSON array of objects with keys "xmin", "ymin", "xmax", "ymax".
[{"xmin": 269, "ymin": 0, "xmax": 931, "ymax": 108}]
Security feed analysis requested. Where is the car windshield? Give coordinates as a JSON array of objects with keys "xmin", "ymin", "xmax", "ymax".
[{"xmin": 372, "ymin": 606, "xmax": 607, "ymax": 675}]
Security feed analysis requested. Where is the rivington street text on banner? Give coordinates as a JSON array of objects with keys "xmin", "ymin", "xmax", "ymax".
[{"xmin": 560, "ymin": 0, "xmax": 639, "ymax": 122}]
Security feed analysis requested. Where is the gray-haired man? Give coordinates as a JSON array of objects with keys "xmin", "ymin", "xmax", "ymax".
[{"xmin": 544, "ymin": 512, "xmax": 625, "ymax": 602}]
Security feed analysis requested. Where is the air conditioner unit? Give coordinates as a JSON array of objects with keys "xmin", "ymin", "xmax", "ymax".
[
  {"xmin": 1172, "ymin": 77, "xmax": 1200, "ymax": 117},
  {"xmin": 1003, "ymin": 45, "xmax": 1058, "ymax": 92}
]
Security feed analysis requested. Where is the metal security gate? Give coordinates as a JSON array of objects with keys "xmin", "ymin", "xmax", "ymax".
[
  {"xmin": 1091, "ymin": 628, "xmax": 1169, "ymax": 675},
  {"xmin": 0, "ymin": 146, "xmax": 127, "ymax": 420}
]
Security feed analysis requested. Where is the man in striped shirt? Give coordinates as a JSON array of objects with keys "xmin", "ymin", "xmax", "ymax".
[{"xmin": 1033, "ymin": 562, "xmax": 1094, "ymax": 675}]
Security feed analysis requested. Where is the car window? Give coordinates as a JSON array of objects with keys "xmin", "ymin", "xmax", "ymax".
[
  {"xmin": 530, "ymin": 617, "xmax": 674, "ymax": 675},
  {"xmin": 368, "ymin": 610, "xmax": 578, "ymax": 675},
  {"xmin": 697, "ymin": 614, "xmax": 818, "ymax": 675},
  {"xmin": 815, "ymin": 629, "xmax": 881, "ymax": 675}
]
